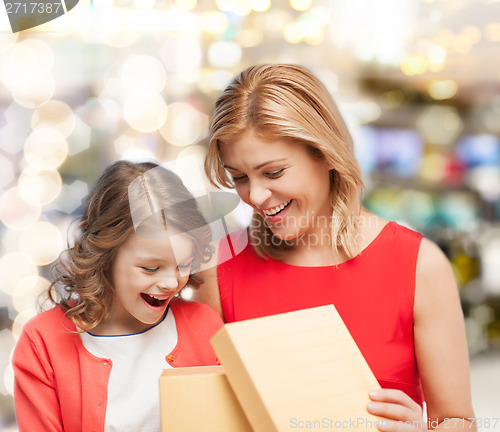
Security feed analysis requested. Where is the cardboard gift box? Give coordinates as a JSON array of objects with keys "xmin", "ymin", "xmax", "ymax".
[
  {"xmin": 210, "ymin": 305, "xmax": 383, "ymax": 432},
  {"xmin": 159, "ymin": 365, "xmax": 252, "ymax": 432}
]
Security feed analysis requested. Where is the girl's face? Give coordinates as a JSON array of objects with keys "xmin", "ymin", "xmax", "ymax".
[
  {"xmin": 106, "ymin": 231, "xmax": 194, "ymax": 335},
  {"xmin": 220, "ymin": 130, "xmax": 332, "ymax": 242}
]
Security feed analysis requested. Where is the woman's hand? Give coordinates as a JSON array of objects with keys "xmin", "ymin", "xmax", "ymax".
[{"xmin": 367, "ymin": 389, "xmax": 427, "ymax": 431}]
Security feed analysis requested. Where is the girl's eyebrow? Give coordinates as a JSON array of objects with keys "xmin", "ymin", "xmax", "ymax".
[{"xmin": 224, "ymin": 158, "xmax": 287, "ymax": 171}]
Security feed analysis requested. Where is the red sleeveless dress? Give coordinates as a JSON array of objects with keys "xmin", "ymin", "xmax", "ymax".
[{"xmin": 217, "ymin": 221, "xmax": 424, "ymax": 406}]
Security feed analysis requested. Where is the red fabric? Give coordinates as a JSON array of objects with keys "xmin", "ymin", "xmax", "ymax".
[
  {"xmin": 12, "ymin": 298, "xmax": 223, "ymax": 432},
  {"xmin": 218, "ymin": 221, "xmax": 424, "ymax": 406}
]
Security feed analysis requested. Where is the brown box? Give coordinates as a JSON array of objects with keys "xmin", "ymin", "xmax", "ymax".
[
  {"xmin": 159, "ymin": 365, "xmax": 253, "ymax": 432},
  {"xmin": 210, "ymin": 305, "xmax": 383, "ymax": 432}
]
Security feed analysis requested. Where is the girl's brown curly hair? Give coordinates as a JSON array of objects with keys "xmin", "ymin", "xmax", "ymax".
[{"xmin": 48, "ymin": 161, "xmax": 212, "ymax": 331}]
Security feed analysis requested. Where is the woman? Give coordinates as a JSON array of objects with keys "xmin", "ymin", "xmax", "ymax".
[{"xmin": 198, "ymin": 64, "xmax": 476, "ymax": 430}]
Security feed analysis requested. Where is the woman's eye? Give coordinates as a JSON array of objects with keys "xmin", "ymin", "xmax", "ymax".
[
  {"xmin": 266, "ymin": 169, "xmax": 285, "ymax": 179},
  {"xmin": 178, "ymin": 262, "xmax": 192, "ymax": 271},
  {"xmin": 232, "ymin": 174, "xmax": 247, "ymax": 183},
  {"xmin": 141, "ymin": 267, "xmax": 159, "ymax": 273}
]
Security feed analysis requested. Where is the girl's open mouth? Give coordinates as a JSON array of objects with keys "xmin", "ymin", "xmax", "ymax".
[{"xmin": 141, "ymin": 293, "xmax": 168, "ymax": 308}]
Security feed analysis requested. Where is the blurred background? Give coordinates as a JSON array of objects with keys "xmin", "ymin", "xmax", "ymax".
[{"xmin": 0, "ymin": 0, "xmax": 499, "ymax": 429}]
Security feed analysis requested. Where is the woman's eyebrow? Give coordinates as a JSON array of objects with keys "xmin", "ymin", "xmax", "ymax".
[{"xmin": 224, "ymin": 159, "xmax": 287, "ymax": 171}]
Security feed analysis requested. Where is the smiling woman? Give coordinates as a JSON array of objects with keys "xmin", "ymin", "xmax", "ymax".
[
  {"xmin": 199, "ymin": 64, "xmax": 477, "ymax": 431},
  {"xmin": 11, "ymin": 161, "xmax": 223, "ymax": 432}
]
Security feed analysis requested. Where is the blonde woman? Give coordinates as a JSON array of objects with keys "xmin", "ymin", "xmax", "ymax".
[{"xmin": 199, "ymin": 64, "xmax": 476, "ymax": 431}]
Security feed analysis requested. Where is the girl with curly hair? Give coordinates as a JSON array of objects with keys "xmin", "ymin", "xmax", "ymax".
[{"xmin": 13, "ymin": 161, "xmax": 223, "ymax": 432}]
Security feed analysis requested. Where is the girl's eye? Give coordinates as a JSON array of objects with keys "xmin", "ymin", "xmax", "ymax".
[
  {"xmin": 141, "ymin": 267, "xmax": 159, "ymax": 273},
  {"xmin": 266, "ymin": 169, "xmax": 285, "ymax": 179}
]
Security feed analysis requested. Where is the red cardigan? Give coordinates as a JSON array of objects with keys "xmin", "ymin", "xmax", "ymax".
[{"xmin": 13, "ymin": 298, "xmax": 223, "ymax": 432}]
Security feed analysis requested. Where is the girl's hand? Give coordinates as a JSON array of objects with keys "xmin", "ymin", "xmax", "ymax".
[{"xmin": 367, "ymin": 389, "xmax": 427, "ymax": 431}]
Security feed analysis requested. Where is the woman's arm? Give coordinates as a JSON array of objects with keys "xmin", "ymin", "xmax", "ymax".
[
  {"xmin": 367, "ymin": 238, "xmax": 476, "ymax": 431},
  {"xmin": 414, "ymin": 238, "xmax": 475, "ymax": 429},
  {"xmin": 13, "ymin": 328, "xmax": 64, "ymax": 432}
]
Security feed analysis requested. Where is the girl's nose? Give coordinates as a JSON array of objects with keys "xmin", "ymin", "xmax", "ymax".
[{"xmin": 155, "ymin": 272, "xmax": 179, "ymax": 290}]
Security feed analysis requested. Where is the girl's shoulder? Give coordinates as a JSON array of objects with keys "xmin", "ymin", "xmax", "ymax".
[
  {"xmin": 22, "ymin": 305, "xmax": 76, "ymax": 338},
  {"xmin": 170, "ymin": 297, "xmax": 223, "ymax": 319}
]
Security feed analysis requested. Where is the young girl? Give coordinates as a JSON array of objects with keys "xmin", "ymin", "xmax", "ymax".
[
  {"xmin": 199, "ymin": 64, "xmax": 476, "ymax": 430},
  {"xmin": 13, "ymin": 161, "xmax": 223, "ymax": 432}
]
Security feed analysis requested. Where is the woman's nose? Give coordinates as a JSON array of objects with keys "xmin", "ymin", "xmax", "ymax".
[{"xmin": 249, "ymin": 181, "xmax": 272, "ymax": 207}]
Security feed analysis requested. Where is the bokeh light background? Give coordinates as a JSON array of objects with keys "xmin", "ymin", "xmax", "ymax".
[{"xmin": 1, "ymin": 0, "xmax": 500, "ymax": 429}]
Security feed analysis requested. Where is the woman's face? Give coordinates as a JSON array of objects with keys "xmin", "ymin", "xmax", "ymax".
[{"xmin": 220, "ymin": 130, "xmax": 332, "ymax": 242}]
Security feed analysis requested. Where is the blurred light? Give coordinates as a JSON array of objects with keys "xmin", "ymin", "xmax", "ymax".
[
  {"xmin": 177, "ymin": 145, "xmax": 209, "ymax": 170},
  {"xmin": 0, "ymin": 42, "xmax": 38, "ymax": 89},
  {"xmin": 92, "ymin": 0, "xmax": 114, "ymax": 10},
  {"xmin": 467, "ymin": 166, "xmax": 500, "ymax": 201},
  {"xmin": 67, "ymin": 117, "xmax": 92, "ymax": 156},
  {"xmin": 114, "ymin": 134, "xmax": 137, "ymax": 157},
  {"xmin": 216, "ymin": 0, "xmax": 252, "ymax": 15},
  {"xmin": 18, "ymin": 167, "xmax": 62, "ymax": 206},
  {"xmin": 12, "ymin": 309, "xmax": 38, "ymax": 340},
  {"xmin": 201, "ymin": 11, "xmax": 229, "ymax": 34},
  {"xmin": 416, "ymin": 105, "xmax": 463, "ymax": 146},
  {"xmin": 24, "ymin": 128, "xmax": 68, "ymax": 170},
  {"xmin": 465, "ymin": 317, "xmax": 488, "ymax": 356},
  {"xmin": 208, "ymin": 42, "xmax": 242, "ymax": 68},
  {"xmin": 480, "ymin": 229, "xmax": 500, "ymax": 294},
  {"xmin": 3, "ymin": 363, "xmax": 14, "ymax": 396},
  {"xmin": 462, "ymin": 25, "xmax": 482, "ymax": 44},
  {"xmin": 428, "ymin": 44, "xmax": 447, "ymax": 64},
  {"xmin": 176, "ymin": 0, "xmax": 197, "ymax": 11},
  {"xmin": 484, "ymin": 22, "xmax": 500, "ymax": 42},
  {"xmin": 120, "ymin": 148, "xmax": 157, "ymax": 163},
  {"xmin": 419, "ymin": 152, "xmax": 448, "ymax": 182},
  {"xmin": 284, "ymin": 22, "xmax": 302, "ymax": 43},
  {"xmin": 164, "ymin": 154, "xmax": 207, "ymax": 192},
  {"xmin": 381, "ymin": 89, "xmax": 405, "ymax": 109},
  {"xmin": 457, "ymin": 134, "xmax": 500, "ymax": 167},
  {"xmin": 203, "ymin": 69, "xmax": 234, "ymax": 91},
  {"xmin": 237, "ymin": 28, "xmax": 264, "ymax": 47},
  {"xmin": 21, "ymin": 39, "xmax": 54, "ymax": 73},
  {"xmin": 0, "ymin": 187, "xmax": 41, "ymax": 230},
  {"xmin": 160, "ymin": 103, "xmax": 208, "ymax": 147},
  {"xmin": 453, "ymin": 35, "xmax": 472, "ymax": 54},
  {"xmin": 290, "ymin": 0, "xmax": 312, "ymax": 11},
  {"xmin": 159, "ymin": 34, "xmax": 202, "ymax": 75},
  {"xmin": 428, "ymin": 79, "xmax": 458, "ymax": 100},
  {"xmin": 134, "ymin": 0, "xmax": 155, "ymax": 9},
  {"xmin": 401, "ymin": 56, "xmax": 428, "ymax": 75},
  {"xmin": 52, "ymin": 180, "xmax": 89, "ymax": 214},
  {"xmin": 0, "ymin": 155, "xmax": 15, "ymax": 190},
  {"xmin": 19, "ymin": 222, "xmax": 64, "ymax": 266},
  {"xmin": 1, "ymin": 103, "xmax": 32, "ymax": 156},
  {"xmin": 123, "ymin": 93, "xmax": 167, "ymax": 133},
  {"xmin": 252, "ymin": 0, "xmax": 270, "ymax": 11},
  {"xmin": 119, "ymin": 55, "xmax": 167, "ymax": 95},
  {"xmin": 32, "ymin": 100, "xmax": 76, "ymax": 138},
  {"xmin": 0, "ymin": 252, "xmax": 38, "ymax": 296},
  {"xmin": 13, "ymin": 276, "xmax": 51, "ymax": 313},
  {"xmin": 11, "ymin": 73, "xmax": 55, "ymax": 109}
]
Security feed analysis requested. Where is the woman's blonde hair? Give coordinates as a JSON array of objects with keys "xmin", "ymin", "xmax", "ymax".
[
  {"xmin": 205, "ymin": 64, "xmax": 364, "ymax": 259},
  {"xmin": 49, "ymin": 161, "xmax": 212, "ymax": 331}
]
